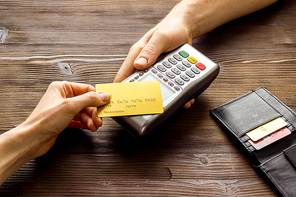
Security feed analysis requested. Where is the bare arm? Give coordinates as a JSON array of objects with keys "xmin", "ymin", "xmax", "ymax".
[
  {"xmin": 181, "ymin": 0, "xmax": 278, "ymax": 39},
  {"xmin": 0, "ymin": 82, "xmax": 110, "ymax": 185},
  {"xmin": 114, "ymin": 0, "xmax": 277, "ymax": 92}
]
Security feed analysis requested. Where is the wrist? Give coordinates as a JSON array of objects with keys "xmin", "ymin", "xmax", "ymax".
[
  {"xmin": 174, "ymin": 0, "xmax": 278, "ymax": 39},
  {"xmin": 0, "ymin": 121, "xmax": 47, "ymax": 185},
  {"xmin": 172, "ymin": 0, "xmax": 199, "ymax": 39},
  {"xmin": 173, "ymin": 0, "xmax": 223, "ymax": 38}
]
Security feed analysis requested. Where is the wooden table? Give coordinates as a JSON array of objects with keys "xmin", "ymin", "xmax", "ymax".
[{"xmin": 0, "ymin": 0, "xmax": 295, "ymax": 196}]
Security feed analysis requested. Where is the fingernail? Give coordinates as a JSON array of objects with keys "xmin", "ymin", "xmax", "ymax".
[
  {"xmin": 99, "ymin": 92, "xmax": 111, "ymax": 102},
  {"xmin": 135, "ymin": 57, "xmax": 148, "ymax": 66}
]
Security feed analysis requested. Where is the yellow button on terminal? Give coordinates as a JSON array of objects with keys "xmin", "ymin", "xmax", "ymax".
[{"xmin": 188, "ymin": 56, "xmax": 197, "ymax": 64}]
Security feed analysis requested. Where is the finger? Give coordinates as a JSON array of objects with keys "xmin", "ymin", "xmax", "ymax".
[
  {"xmin": 67, "ymin": 92, "xmax": 111, "ymax": 116},
  {"xmin": 183, "ymin": 102, "xmax": 192, "ymax": 109},
  {"xmin": 92, "ymin": 107, "xmax": 103, "ymax": 129},
  {"xmin": 83, "ymin": 106, "xmax": 103, "ymax": 129},
  {"xmin": 80, "ymin": 111, "xmax": 100, "ymax": 132},
  {"xmin": 68, "ymin": 92, "xmax": 108, "ymax": 131},
  {"xmin": 114, "ymin": 42, "xmax": 144, "ymax": 83},
  {"xmin": 114, "ymin": 28, "xmax": 158, "ymax": 83},
  {"xmin": 50, "ymin": 81, "xmax": 96, "ymax": 99},
  {"xmin": 134, "ymin": 29, "xmax": 170, "ymax": 70},
  {"xmin": 190, "ymin": 98, "xmax": 195, "ymax": 105},
  {"xmin": 66, "ymin": 82, "xmax": 96, "ymax": 97},
  {"xmin": 182, "ymin": 99, "xmax": 195, "ymax": 109},
  {"xmin": 68, "ymin": 120, "xmax": 88, "ymax": 129}
]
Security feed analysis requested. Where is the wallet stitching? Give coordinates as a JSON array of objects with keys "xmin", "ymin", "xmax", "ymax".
[
  {"xmin": 260, "ymin": 171, "xmax": 285, "ymax": 197},
  {"xmin": 260, "ymin": 151, "xmax": 284, "ymax": 166},
  {"xmin": 260, "ymin": 152, "xmax": 288, "ymax": 196}
]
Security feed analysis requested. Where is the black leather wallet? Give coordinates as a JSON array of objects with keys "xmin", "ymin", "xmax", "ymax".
[{"xmin": 210, "ymin": 87, "xmax": 296, "ymax": 197}]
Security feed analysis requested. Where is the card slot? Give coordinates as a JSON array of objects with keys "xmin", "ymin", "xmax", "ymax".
[
  {"xmin": 284, "ymin": 144, "xmax": 296, "ymax": 168},
  {"xmin": 255, "ymin": 87, "xmax": 296, "ymax": 132},
  {"xmin": 243, "ymin": 118, "xmax": 293, "ymax": 156},
  {"xmin": 240, "ymin": 135, "xmax": 250, "ymax": 143},
  {"xmin": 259, "ymin": 153, "xmax": 296, "ymax": 197},
  {"xmin": 281, "ymin": 117, "xmax": 295, "ymax": 133},
  {"xmin": 252, "ymin": 132, "xmax": 296, "ymax": 165},
  {"xmin": 210, "ymin": 90, "xmax": 281, "ymax": 138},
  {"xmin": 288, "ymin": 125, "xmax": 294, "ymax": 132},
  {"xmin": 245, "ymin": 142, "xmax": 256, "ymax": 152}
]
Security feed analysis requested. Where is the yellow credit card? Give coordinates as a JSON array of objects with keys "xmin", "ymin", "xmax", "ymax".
[
  {"xmin": 246, "ymin": 117, "xmax": 287, "ymax": 142},
  {"xmin": 96, "ymin": 81, "xmax": 163, "ymax": 117}
]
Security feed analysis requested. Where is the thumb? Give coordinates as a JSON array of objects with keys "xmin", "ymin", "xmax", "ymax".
[
  {"xmin": 134, "ymin": 33, "xmax": 169, "ymax": 70},
  {"xmin": 68, "ymin": 92, "xmax": 111, "ymax": 113}
]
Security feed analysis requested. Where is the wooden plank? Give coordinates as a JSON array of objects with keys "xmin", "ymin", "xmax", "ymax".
[{"xmin": 1, "ymin": 153, "xmax": 276, "ymax": 196}]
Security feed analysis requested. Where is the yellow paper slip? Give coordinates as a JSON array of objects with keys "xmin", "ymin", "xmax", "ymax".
[
  {"xmin": 246, "ymin": 117, "xmax": 287, "ymax": 142},
  {"xmin": 96, "ymin": 81, "xmax": 163, "ymax": 117}
]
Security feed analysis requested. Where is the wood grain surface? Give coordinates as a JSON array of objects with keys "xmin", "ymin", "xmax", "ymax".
[{"xmin": 0, "ymin": 0, "xmax": 295, "ymax": 196}]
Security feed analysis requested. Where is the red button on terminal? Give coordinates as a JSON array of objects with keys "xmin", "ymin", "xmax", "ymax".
[{"xmin": 196, "ymin": 62, "xmax": 206, "ymax": 71}]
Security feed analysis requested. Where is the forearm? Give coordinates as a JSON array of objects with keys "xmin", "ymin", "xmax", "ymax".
[
  {"xmin": 0, "ymin": 82, "xmax": 110, "ymax": 186},
  {"xmin": 0, "ymin": 123, "xmax": 42, "ymax": 185},
  {"xmin": 173, "ymin": 0, "xmax": 278, "ymax": 38}
]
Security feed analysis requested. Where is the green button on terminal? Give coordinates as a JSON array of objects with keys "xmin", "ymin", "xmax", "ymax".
[{"xmin": 179, "ymin": 51, "xmax": 189, "ymax": 58}]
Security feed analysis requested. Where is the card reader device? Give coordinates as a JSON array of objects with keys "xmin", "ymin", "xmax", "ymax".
[{"xmin": 113, "ymin": 44, "xmax": 219, "ymax": 137}]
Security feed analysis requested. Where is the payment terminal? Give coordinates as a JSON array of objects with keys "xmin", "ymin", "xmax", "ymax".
[{"xmin": 113, "ymin": 44, "xmax": 219, "ymax": 137}]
